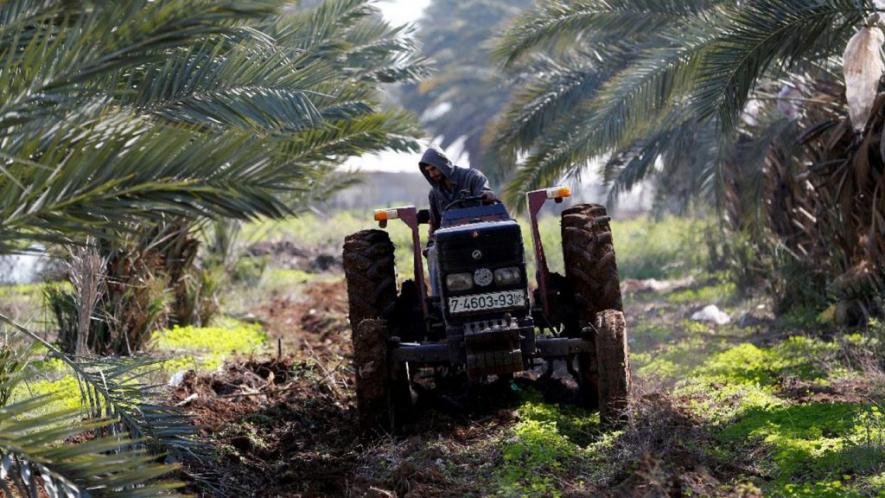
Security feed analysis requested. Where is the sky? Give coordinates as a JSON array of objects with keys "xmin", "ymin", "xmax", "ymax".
[{"xmin": 376, "ymin": 0, "xmax": 431, "ymax": 27}]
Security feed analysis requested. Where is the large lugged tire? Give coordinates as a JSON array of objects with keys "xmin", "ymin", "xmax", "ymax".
[
  {"xmin": 561, "ymin": 204, "xmax": 623, "ymax": 318},
  {"xmin": 352, "ymin": 319, "xmax": 391, "ymax": 429},
  {"xmin": 561, "ymin": 204, "xmax": 630, "ymax": 422},
  {"xmin": 352, "ymin": 319, "xmax": 412, "ymax": 430},
  {"xmin": 343, "ymin": 229, "xmax": 397, "ymax": 330},
  {"xmin": 595, "ymin": 310, "xmax": 630, "ymax": 424}
]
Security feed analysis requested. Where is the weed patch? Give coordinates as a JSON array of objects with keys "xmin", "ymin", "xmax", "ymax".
[
  {"xmin": 10, "ymin": 375, "xmax": 81, "ymax": 415},
  {"xmin": 719, "ymin": 403, "xmax": 884, "ymax": 496},
  {"xmin": 666, "ymin": 281, "xmax": 736, "ymax": 305},
  {"xmin": 153, "ymin": 322, "xmax": 267, "ymax": 373},
  {"xmin": 494, "ymin": 392, "xmax": 601, "ymax": 496}
]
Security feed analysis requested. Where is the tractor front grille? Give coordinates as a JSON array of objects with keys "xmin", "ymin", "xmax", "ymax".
[{"xmin": 464, "ymin": 318, "xmax": 524, "ymax": 378}]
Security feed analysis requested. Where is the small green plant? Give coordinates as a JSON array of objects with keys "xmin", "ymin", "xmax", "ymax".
[
  {"xmin": 153, "ymin": 322, "xmax": 267, "ymax": 373},
  {"xmin": 718, "ymin": 403, "xmax": 884, "ymax": 495},
  {"xmin": 495, "ymin": 392, "xmax": 600, "ymax": 497}
]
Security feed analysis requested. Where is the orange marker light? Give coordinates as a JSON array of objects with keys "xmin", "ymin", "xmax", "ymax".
[
  {"xmin": 373, "ymin": 209, "xmax": 399, "ymax": 222},
  {"xmin": 546, "ymin": 186, "xmax": 572, "ymax": 199}
]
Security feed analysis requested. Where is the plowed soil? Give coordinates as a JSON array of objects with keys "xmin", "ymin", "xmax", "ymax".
[
  {"xmin": 172, "ymin": 278, "xmax": 584, "ymax": 497},
  {"xmin": 171, "ymin": 274, "xmax": 879, "ymax": 497}
]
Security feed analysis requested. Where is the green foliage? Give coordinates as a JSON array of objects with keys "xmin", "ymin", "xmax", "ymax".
[
  {"xmin": 1, "ymin": 348, "xmax": 182, "ymax": 496},
  {"xmin": 491, "ymin": 0, "xmax": 872, "ymax": 205},
  {"xmin": 499, "ymin": 418, "xmax": 573, "ymax": 496},
  {"xmin": 719, "ymin": 403, "xmax": 883, "ymax": 495},
  {"xmin": 2, "ymin": 313, "xmax": 208, "ymax": 466},
  {"xmin": 153, "ymin": 322, "xmax": 267, "ymax": 373},
  {"xmin": 611, "ymin": 216, "xmax": 713, "ymax": 280},
  {"xmin": 0, "ymin": 0, "xmax": 426, "ymax": 255},
  {"xmin": 0, "ymin": 344, "xmax": 27, "ymax": 406},
  {"xmin": 495, "ymin": 390, "xmax": 601, "ymax": 496},
  {"xmin": 0, "ymin": 395, "xmax": 182, "ymax": 497},
  {"xmin": 665, "ymin": 282, "xmax": 736, "ymax": 304}
]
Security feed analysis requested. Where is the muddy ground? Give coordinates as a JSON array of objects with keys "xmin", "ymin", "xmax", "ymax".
[{"xmin": 170, "ymin": 270, "xmax": 881, "ymax": 497}]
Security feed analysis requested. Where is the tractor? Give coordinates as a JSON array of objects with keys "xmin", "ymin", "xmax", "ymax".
[{"xmin": 342, "ymin": 186, "xmax": 630, "ymax": 429}]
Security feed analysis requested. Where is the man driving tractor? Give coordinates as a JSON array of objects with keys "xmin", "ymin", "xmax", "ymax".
[
  {"xmin": 418, "ymin": 146, "xmax": 498, "ymax": 234},
  {"xmin": 419, "ymin": 146, "xmax": 498, "ymax": 295}
]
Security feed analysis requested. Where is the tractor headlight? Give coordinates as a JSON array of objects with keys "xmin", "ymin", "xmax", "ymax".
[
  {"xmin": 446, "ymin": 272, "xmax": 474, "ymax": 291},
  {"xmin": 494, "ymin": 267, "xmax": 521, "ymax": 286}
]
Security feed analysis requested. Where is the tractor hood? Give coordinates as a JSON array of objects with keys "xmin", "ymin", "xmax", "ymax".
[{"xmin": 434, "ymin": 220, "xmax": 525, "ymax": 272}]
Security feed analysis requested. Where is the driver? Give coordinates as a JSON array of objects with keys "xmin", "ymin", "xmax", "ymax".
[
  {"xmin": 418, "ymin": 146, "xmax": 497, "ymax": 234},
  {"xmin": 418, "ymin": 146, "xmax": 498, "ymax": 296}
]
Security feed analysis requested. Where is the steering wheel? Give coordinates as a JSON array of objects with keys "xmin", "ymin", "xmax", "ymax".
[{"xmin": 444, "ymin": 194, "xmax": 497, "ymax": 211}]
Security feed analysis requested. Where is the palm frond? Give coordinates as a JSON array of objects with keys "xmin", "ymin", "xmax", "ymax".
[
  {"xmin": 693, "ymin": 0, "xmax": 868, "ymax": 129},
  {"xmin": 501, "ymin": 34, "xmax": 712, "ymax": 207},
  {"xmin": 0, "ymin": 313, "xmax": 206, "ymax": 465},
  {"xmin": 0, "ymin": 0, "xmax": 424, "ymax": 253},
  {"xmin": 491, "ymin": 55, "xmax": 611, "ymax": 155},
  {"xmin": 0, "ymin": 395, "xmax": 182, "ymax": 497},
  {"xmin": 493, "ymin": 0, "xmax": 713, "ymax": 67}
]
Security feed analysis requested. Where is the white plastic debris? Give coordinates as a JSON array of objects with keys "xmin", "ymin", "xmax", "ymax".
[
  {"xmin": 175, "ymin": 393, "xmax": 199, "ymax": 407},
  {"xmin": 168, "ymin": 369, "xmax": 188, "ymax": 388},
  {"xmin": 843, "ymin": 23, "xmax": 885, "ymax": 131},
  {"xmin": 691, "ymin": 305, "xmax": 731, "ymax": 325}
]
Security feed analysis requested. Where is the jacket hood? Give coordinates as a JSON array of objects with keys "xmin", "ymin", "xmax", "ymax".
[{"xmin": 419, "ymin": 146, "xmax": 455, "ymax": 185}]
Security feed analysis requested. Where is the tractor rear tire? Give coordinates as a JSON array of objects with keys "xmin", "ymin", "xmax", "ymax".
[
  {"xmin": 561, "ymin": 204, "xmax": 630, "ymax": 423},
  {"xmin": 561, "ymin": 204, "xmax": 623, "ymax": 317},
  {"xmin": 352, "ymin": 319, "xmax": 412, "ymax": 430},
  {"xmin": 343, "ymin": 229, "xmax": 397, "ymax": 330}
]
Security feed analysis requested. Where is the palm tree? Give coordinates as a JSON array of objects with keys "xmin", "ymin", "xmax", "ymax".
[
  {"xmin": 493, "ymin": 0, "xmax": 885, "ymax": 320},
  {"xmin": 491, "ymin": 0, "xmax": 873, "ymax": 206},
  {"xmin": 0, "ymin": 1, "xmax": 430, "ymax": 492},
  {"xmin": 0, "ymin": 0, "xmax": 427, "ymax": 254},
  {"xmin": 1, "ymin": 0, "xmax": 429, "ymax": 351},
  {"xmin": 396, "ymin": 0, "xmax": 532, "ymax": 179}
]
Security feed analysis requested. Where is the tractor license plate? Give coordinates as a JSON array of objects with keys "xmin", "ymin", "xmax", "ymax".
[{"xmin": 448, "ymin": 290, "xmax": 526, "ymax": 314}]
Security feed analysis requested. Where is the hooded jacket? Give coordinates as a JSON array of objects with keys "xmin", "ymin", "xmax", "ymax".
[{"xmin": 419, "ymin": 147, "xmax": 492, "ymax": 232}]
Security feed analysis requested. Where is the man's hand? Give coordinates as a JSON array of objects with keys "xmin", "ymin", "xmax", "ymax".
[{"xmin": 481, "ymin": 191, "xmax": 498, "ymax": 203}]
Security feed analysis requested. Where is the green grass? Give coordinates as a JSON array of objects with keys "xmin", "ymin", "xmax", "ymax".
[
  {"xmin": 241, "ymin": 210, "xmax": 711, "ymax": 284},
  {"xmin": 668, "ymin": 335, "xmax": 884, "ymax": 496},
  {"xmin": 719, "ymin": 403, "xmax": 883, "ymax": 497},
  {"xmin": 152, "ymin": 321, "xmax": 268, "ymax": 372},
  {"xmin": 495, "ymin": 390, "xmax": 603, "ymax": 497},
  {"xmin": 611, "ymin": 216, "xmax": 712, "ymax": 280},
  {"xmin": 8, "ymin": 321, "xmax": 269, "ymax": 418},
  {"xmin": 665, "ymin": 281, "xmax": 736, "ymax": 305}
]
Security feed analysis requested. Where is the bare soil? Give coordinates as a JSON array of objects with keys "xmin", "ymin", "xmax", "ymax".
[{"xmin": 170, "ymin": 275, "xmax": 878, "ymax": 497}]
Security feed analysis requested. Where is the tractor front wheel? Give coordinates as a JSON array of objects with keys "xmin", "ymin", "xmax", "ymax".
[{"xmin": 352, "ymin": 319, "xmax": 412, "ymax": 430}]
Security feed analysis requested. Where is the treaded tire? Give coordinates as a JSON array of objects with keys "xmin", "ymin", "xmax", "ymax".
[
  {"xmin": 353, "ymin": 319, "xmax": 390, "ymax": 429},
  {"xmin": 595, "ymin": 310, "xmax": 630, "ymax": 425},
  {"xmin": 343, "ymin": 229, "xmax": 397, "ymax": 331},
  {"xmin": 352, "ymin": 319, "xmax": 412, "ymax": 431},
  {"xmin": 561, "ymin": 204, "xmax": 629, "ymax": 421},
  {"xmin": 561, "ymin": 204, "xmax": 623, "ymax": 318}
]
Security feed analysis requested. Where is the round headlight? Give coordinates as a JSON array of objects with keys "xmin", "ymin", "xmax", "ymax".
[
  {"xmin": 494, "ymin": 267, "xmax": 521, "ymax": 286},
  {"xmin": 446, "ymin": 272, "xmax": 473, "ymax": 291}
]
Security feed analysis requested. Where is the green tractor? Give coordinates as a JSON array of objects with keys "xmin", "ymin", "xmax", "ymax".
[{"xmin": 343, "ymin": 186, "xmax": 629, "ymax": 429}]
